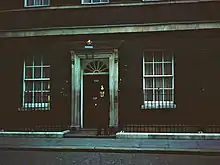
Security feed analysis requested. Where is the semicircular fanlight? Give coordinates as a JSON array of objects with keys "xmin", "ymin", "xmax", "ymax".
[{"xmin": 84, "ymin": 60, "xmax": 108, "ymax": 73}]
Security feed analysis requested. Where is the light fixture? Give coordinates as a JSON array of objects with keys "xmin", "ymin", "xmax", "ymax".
[{"xmin": 85, "ymin": 39, "xmax": 93, "ymax": 49}]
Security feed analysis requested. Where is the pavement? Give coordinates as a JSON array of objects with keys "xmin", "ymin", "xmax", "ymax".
[{"xmin": 0, "ymin": 137, "xmax": 220, "ymax": 155}]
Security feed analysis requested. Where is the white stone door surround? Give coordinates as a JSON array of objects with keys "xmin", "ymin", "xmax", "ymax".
[{"xmin": 70, "ymin": 49, "xmax": 118, "ymax": 129}]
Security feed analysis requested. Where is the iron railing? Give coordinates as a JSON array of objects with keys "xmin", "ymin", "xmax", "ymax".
[
  {"xmin": 142, "ymin": 90, "xmax": 176, "ymax": 109},
  {"xmin": 123, "ymin": 124, "xmax": 220, "ymax": 133},
  {"xmin": 22, "ymin": 91, "xmax": 51, "ymax": 110},
  {"xmin": 0, "ymin": 124, "xmax": 69, "ymax": 132}
]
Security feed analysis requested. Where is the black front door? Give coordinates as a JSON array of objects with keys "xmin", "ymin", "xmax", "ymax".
[{"xmin": 83, "ymin": 75, "xmax": 109, "ymax": 128}]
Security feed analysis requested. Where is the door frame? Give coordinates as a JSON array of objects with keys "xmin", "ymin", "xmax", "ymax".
[{"xmin": 70, "ymin": 49, "xmax": 119, "ymax": 129}]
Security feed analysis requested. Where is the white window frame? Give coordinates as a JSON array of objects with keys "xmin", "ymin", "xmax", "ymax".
[
  {"xmin": 81, "ymin": 0, "xmax": 109, "ymax": 4},
  {"xmin": 24, "ymin": 0, "xmax": 50, "ymax": 7},
  {"xmin": 142, "ymin": 51, "xmax": 176, "ymax": 109},
  {"xmin": 22, "ymin": 56, "xmax": 51, "ymax": 110}
]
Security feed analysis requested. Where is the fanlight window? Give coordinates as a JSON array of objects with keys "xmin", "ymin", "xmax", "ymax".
[{"xmin": 84, "ymin": 60, "xmax": 109, "ymax": 73}]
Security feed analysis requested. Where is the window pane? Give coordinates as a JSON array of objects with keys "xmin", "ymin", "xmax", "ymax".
[
  {"xmin": 93, "ymin": 0, "xmax": 101, "ymax": 2},
  {"xmin": 154, "ymin": 51, "xmax": 162, "ymax": 62},
  {"xmin": 164, "ymin": 90, "xmax": 172, "ymax": 101},
  {"xmin": 42, "ymin": 56, "xmax": 50, "ymax": 65},
  {"xmin": 24, "ymin": 91, "xmax": 32, "ymax": 103},
  {"xmin": 155, "ymin": 78, "xmax": 163, "ymax": 89},
  {"xmin": 144, "ymin": 90, "xmax": 153, "ymax": 101},
  {"xmin": 34, "ymin": 67, "xmax": 41, "ymax": 78},
  {"xmin": 25, "ymin": 56, "xmax": 33, "ymax": 66},
  {"xmin": 154, "ymin": 63, "xmax": 162, "ymax": 75},
  {"xmin": 27, "ymin": 0, "xmax": 34, "ymax": 6},
  {"xmin": 34, "ymin": 56, "xmax": 42, "ymax": 66},
  {"xmin": 44, "ymin": 0, "xmax": 49, "ymax": 5},
  {"xmin": 34, "ymin": 92, "xmax": 42, "ymax": 103},
  {"xmin": 145, "ymin": 63, "xmax": 153, "ymax": 75},
  {"xmin": 43, "ymin": 67, "xmax": 50, "ymax": 78},
  {"xmin": 34, "ymin": 81, "xmax": 41, "ymax": 91},
  {"xmin": 36, "ymin": 0, "xmax": 46, "ymax": 5},
  {"xmin": 25, "ymin": 68, "xmax": 32, "ymax": 78},
  {"xmin": 164, "ymin": 53, "xmax": 172, "ymax": 62},
  {"xmin": 43, "ymin": 92, "xmax": 50, "ymax": 102},
  {"xmin": 35, "ymin": 0, "xmax": 40, "ymax": 5},
  {"xmin": 164, "ymin": 63, "xmax": 172, "ymax": 75},
  {"xmin": 155, "ymin": 89, "xmax": 163, "ymax": 101},
  {"xmin": 164, "ymin": 77, "xmax": 172, "ymax": 88},
  {"xmin": 145, "ymin": 78, "xmax": 153, "ymax": 88},
  {"xmin": 83, "ymin": 0, "xmax": 91, "ymax": 3},
  {"xmin": 43, "ymin": 81, "xmax": 50, "ymax": 90},
  {"xmin": 101, "ymin": 0, "xmax": 108, "ymax": 2},
  {"xmin": 25, "ymin": 81, "xmax": 33, "ymax": 91},
  {"xmin": 144, "ymin": 52, "xmax": 153, "ymax": 62}
]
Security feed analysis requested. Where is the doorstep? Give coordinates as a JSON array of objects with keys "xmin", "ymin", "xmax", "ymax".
[
  {"xmin": 63, "ymin": 128, "xmax": 116, "ymax": 138},
  {"xmin": 0, "ymin": 130, "xmax": 70, "ymax": 138},
  {"xmin": 116, "ymin": 132, "xmax": 220, "ymax": 140},
  {"xmin": 64, "ymin": 133, "xmax": 116, "ymax": 138}
]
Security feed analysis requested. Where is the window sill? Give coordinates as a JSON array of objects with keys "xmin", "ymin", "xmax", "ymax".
[
  {"xmin": 20, "ymin": 103, "xmax": 50, "ymax": 111},
  {"xmin": 141, "ymin": 102, "xmax": 176, "ymax": 109},
  {"xmin": 19, "ymin": 108, "xmax": 50, "ymax": 111}
]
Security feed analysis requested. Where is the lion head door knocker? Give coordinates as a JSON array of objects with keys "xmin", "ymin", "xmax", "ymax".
[{"xmin": 100, "ymin": 85, "xmax": 105, "ymax": 98}]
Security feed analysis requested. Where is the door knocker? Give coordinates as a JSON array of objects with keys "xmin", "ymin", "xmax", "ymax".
[{"xmin": 100, "ymin": 85, "xmax": 105, "ymax": 98}]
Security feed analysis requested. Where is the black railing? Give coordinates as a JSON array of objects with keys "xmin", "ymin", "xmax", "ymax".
[
  {"xmin": 23, "ymin": 91, "xmax": 51, "ymax": 110},
  {"xmin": 123, "ymin": 124, "xmax": 220, "ymax": 133},
  {"xmin": 1, "ymin": 124, "xmax": 69, "ymax": 132},
  {"xmin": 143, "ymin": 90, "xmax": 176, "ymax": 109}
]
